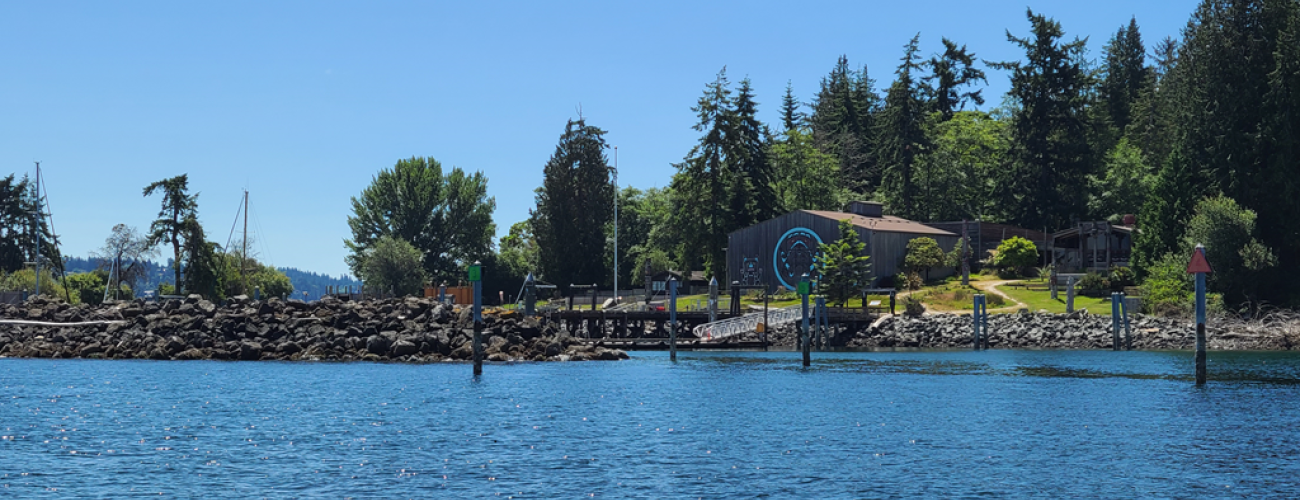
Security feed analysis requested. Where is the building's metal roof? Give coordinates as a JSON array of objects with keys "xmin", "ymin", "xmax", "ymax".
[
  {"xmin": 802, "ymin": 210, "xmax": 958, "ymax": 236},
  {"xmin": 1052, "ymin": 225, "xmax": 1136, "ymax": 238}
]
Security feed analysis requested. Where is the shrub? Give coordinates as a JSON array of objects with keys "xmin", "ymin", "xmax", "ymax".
[
  {"xmin": 988, "ymin": 293, "xmax": 1006, "ymax": 307},
  {"xmin": 1078, "ymin": 272, "xmax": 1110, "ymax": 296},
  {"xmin": 1141, "ymin": 252, "xmax": 1192, "ymax": 316},
  {"xmin": 993, "ymin": 236, "xmax": 1038, "ymax": 273},
  {"xmin": 903, "ymin": 295, "xmax": 926, "ymax": 317},
  {"xmin": 1109, "ymin": 266, "xmax": 1136, "ymax": 292},
  {"xmin": 904, "ymin": 237, "xmax": 946, "ymax": 281},
  {"xmin": 1184, "ymin": 195, "xmax": 1277, "ymax": 305},
  {"xmin": 905, "ymin": 272, "xmax": 923, "ymax": 291},
  {"xmin": 996, "ymin": 267, "xmax": 1020, "ymax": 279}
]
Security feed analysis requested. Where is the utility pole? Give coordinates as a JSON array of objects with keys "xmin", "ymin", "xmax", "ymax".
[{"xmin": 612, "ymin": 146, "xmax": 619, "ymax": 305}]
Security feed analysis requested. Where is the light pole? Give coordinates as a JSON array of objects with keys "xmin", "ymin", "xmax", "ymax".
[{"xmin": 612, "ymin": 145, "xmax": 619, "ymax": 304}]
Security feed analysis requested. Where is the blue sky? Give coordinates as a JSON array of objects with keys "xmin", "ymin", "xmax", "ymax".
[{"xmin": 1, "ymin": 1, "xmax": 1198, "ymax": 278}]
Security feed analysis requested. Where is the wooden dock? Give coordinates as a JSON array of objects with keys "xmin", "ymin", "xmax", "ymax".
[{"xmin": 577, "ymin": 338, "xmax": 770, "ymax": 351}]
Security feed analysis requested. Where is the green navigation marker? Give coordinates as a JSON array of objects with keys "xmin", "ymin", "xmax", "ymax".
[
  {"xmin": 796, "ymin": 281, "xmax": 809, "ymax": 296},
  {"xmin": 468, "ymin": 263, "xmax": 482, "ymax": 282}
]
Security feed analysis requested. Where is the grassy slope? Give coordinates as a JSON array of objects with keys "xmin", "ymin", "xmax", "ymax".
[{"xmin": 995, "ymin": 283, "xmax": 1110, "ymax": 314}]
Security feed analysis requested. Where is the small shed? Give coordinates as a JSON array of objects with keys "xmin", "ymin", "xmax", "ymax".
[
  {"xmin": 726, "ymin": 201, "xmax": 960, "ymax": 291},
  {"xmin": 648, "ymin": 270, "xmax": 681, "ymax": 293}
]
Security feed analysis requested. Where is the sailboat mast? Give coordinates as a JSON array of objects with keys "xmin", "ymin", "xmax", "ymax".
[
  {"xmin": 242, "ymin": 190, "xmax": 248, "ymax": 296},
  {"xmin": 33, "ymin": 162, "xmax": 41, "ymax": 296}
]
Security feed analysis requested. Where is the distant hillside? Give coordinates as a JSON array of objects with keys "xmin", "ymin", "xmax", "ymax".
[
  {"xmin": 61, "ymin": 255, "xmax": 356, "ymax": 300},
  {"xmin": 277, "ymin": 267, "xmax": 360, "ymax": 301},
  {"xmin": 62, "ymin": 256, "xmax": 177, "ymax": 296}
]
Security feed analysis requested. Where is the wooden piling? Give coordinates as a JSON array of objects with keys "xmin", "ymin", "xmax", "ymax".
[
  {"xmin": 669, "ymin": 277, "xmax": 678, "ymax": 362},
  {"xmin": 800, "ymin": 274, "xmax": 810, "ymax": 367},
  {"xmin": 470, "ymin": 261, "xmax": 483, "ymax": 376},
  {"xmin": 1188, "ymin": 243, "xmax": 1212, "ymax": 385},
  {"xmin": 1111, "ymin": 292, "xmax": 1121, "ymax": 351},
  {"xmin": 1066, "ymin": 277, "xmax": 1076, "ymax": 313}
]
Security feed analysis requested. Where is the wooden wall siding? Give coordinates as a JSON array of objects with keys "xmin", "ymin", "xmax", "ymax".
[
  {"xmin": 869, "ymin": 231, "xmax": 960, "ymax": 283},
  {"xmin": 727, "ymin": 211, "xmax": 860, "ymax": 291},
  {"xmin": 728, "ymin": 210, "xmax": 959, "ymax": 291}
]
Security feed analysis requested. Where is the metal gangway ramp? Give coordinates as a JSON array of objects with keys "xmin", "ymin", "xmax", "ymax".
[{"xmin": 692, "ymin": 305, "xmax": 806, "ymax": 342}]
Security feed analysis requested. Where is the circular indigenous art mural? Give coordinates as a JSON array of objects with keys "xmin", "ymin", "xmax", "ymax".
[{"xmin": 773, "ymin": 227, "xmax": 823, "ymax": 290}]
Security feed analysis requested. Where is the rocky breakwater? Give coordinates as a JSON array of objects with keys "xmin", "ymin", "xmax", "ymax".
[
  {"xmin": 747, "ymin": 311, "xmax": 1292, "ymax": 350},
  {"xmin": 0, "ymin": 295, "xmax": 628, "ymax": 362},
  {"xmin": 845, "ymin": 312, "xmax": 1290, "ymax": 350}
]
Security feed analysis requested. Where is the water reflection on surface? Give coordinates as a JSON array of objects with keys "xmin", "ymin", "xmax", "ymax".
[{"xmin": 2, "ymin": 350, "xmax": 1298, "ymax": 497}]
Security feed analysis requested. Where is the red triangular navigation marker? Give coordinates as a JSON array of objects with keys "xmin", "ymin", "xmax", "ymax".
[{"xmin": 1187, "ymin": 247, "xmax": 1214, "ymax": 274}]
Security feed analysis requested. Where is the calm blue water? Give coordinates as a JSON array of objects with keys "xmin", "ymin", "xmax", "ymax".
[{"xmin": 3, "ymin": 351, "xmax": 1300, "ymax": 498}]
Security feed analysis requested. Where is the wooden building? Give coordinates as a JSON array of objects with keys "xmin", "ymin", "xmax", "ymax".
[
  {"xmin": 924, "ymin": 220, "xmax": 1050, "ymax": 264},
  {"xmin": 1051, "ymin": 221, "xmax": 1135, "ymax": 273},
  {"xmin": 726, "ymin": 201, "xmax": 960, "ymax": 291}
]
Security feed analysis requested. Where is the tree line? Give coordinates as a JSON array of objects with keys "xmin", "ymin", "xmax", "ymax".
[
  {"xmin": 7, "ymin": 1, "xmax": 1293, "ymax": 311},
  {"xmin": 513, "ymin": 2, "xmax": 1300, "ymax": 310},
  {"xmin": 357, "ymin": 1, "xmax": 1299, "ymax": 310},
  {"xmin": 0, "ymin": 173, "xmax": 297, "ymax": 303}
]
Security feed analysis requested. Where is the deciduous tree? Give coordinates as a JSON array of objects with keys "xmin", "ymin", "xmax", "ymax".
[
  {"xmin": 346, "ymin": 157, "xmax": 495, "ymax": 281},
  {"xmin": 94, "ymin": 224, "xmax": 157, "ymax": 299},
  {"xmin": 358, "ymin": 235, "xmax": 427, "ymax": 297}
]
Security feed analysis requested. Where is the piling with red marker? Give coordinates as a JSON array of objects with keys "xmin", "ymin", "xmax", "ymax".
[{"xmin": 1187, "ymin": 244, "xmax": 1213, "ymax": 386}]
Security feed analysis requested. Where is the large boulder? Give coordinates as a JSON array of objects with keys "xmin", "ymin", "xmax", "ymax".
[
  {"xmin": 365, "ymin": 335, "xmax": 391, "ymax": 356},
  {"xmin": 390, "ymin": 339, "xmax": 418, "ymax": 357},
  {"xmin": 239, "ymin": 341, "xmax": 263, "ymax": 361}
]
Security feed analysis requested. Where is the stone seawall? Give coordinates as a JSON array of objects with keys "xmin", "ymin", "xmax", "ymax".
[
  {"xmin": 752, "ymin": 312, "xmax": 1296, "ymax": 351},
  {"xmin": 0, "ymin": 296, "xmax": 628, "ymax": 362}
]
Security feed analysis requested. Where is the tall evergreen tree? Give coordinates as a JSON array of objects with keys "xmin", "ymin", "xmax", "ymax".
[
  {"xmin": 1259, "ymin": 3, "xmax": 1300, "ymax": 286},
  {"xmin": 531, "ymin": 118, "xmax": 615, "ymax": 291},
  {"xmin": 181, "ymin": 217, "xmax": 223, "ymax": 299},
  {"xmin": 0, "ymin": 174, "xmax": 60, "ymax": 275},
  {"xmin": 1099, "ymin": 18, "xmax": 1151, "ymax": 137},
  {"xmin": 1132, "ymin": 150, "xmax": 1201, "ymax": 276},
  {"xmin": 877, "ymin": 35, "xmax": 931, "ymax": 220},
  {"xmin": 1152, "ymin": 0, "xmax": 1300, "ymax": 299},
  {"xmin": 143, "ymin": 175, "xmax": 198, "ymax": 289},
  {"xmin": 925, "ymin": 38, "xmax": 987, "ymax": 121},
  {"xmin": 730, "ymin": 78, "xmax": 779, "ymax": 226},
  {"xmin": 780, "ymin": 81, "xmax": 804, "ymax": 131},
  {"xmin": 1126, "ymin": 37, "xmax": 1180, "ymax": 168},
  {"xmin": 669, "ymin": 69, "xmax": 776, "ymax": 282},
  {"xmin": 810, "ymin": 57, "xmax": 881, "ymax": 193},
  {"xmin": 990, "ymin": 9, "xmax": 1096, "ymax": 230}
]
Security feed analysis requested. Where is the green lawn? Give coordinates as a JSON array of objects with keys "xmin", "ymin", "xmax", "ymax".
[
  {"xmin": 912, "ymin": 282, "xmax": 1008, "ymax": 311},
  {"xmin": 995, "ymin": 283, "xmax": 1110, "ymax": 314}
]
